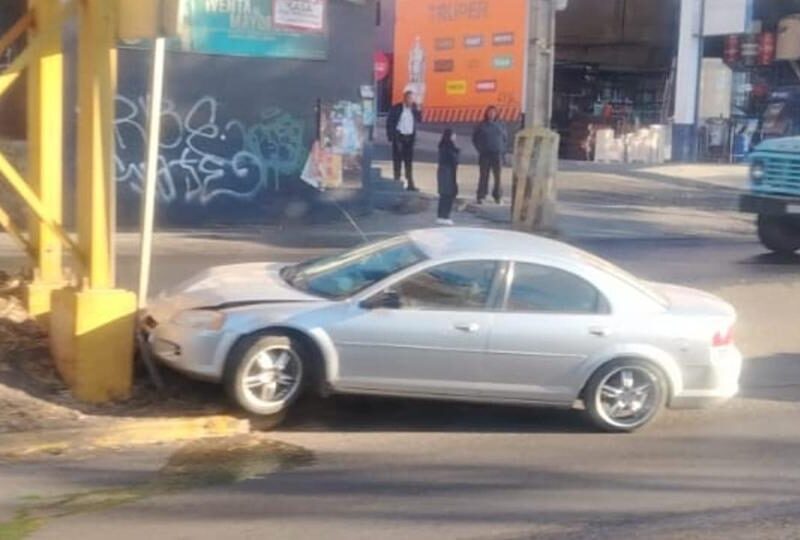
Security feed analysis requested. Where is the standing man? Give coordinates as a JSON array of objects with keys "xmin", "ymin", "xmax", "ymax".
[
  {"xmin": 472, "ymin": 106, "xmax": 508, "ymax": 204},
  {"xmin": 387, "ymin": 90, "xmax": 422, "ymax": 192}
]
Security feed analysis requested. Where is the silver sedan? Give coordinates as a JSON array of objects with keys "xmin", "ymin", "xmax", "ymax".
[{"xmin": 144, "ymin": 228, "xmax": 742, "ymax": 432}]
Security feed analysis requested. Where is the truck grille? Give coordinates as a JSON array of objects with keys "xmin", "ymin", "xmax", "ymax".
[{"xmin": 761, "ymin": 157, "xmax": 800, "ymax": 194}]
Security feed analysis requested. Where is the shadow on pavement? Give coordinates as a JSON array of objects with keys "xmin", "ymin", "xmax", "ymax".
[
  {"xmin": 740, "ymin": 353, "xmax": 800, "ymax": 403},
  {"xmin": 740, "ymin": 252, "xmax": 800, "ymax": 267},
  {"xmin": 280, "ymin": 395, "xmax": 593, "ymax": 434}
]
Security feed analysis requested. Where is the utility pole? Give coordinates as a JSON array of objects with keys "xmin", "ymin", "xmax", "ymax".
[{"xmin": 524, "ymin": 0, "xmax": 559, "ymax": 128}]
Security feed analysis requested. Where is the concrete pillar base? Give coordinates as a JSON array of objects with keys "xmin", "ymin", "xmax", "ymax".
[
  {"xmin": 672, "ymin": 123, "xmax": 698, "ymax": 163},
  {"xmin": 49, "ymin": 287, "xmax": 137, "ymax": 403}
]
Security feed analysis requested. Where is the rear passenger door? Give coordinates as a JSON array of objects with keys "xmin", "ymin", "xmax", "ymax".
[{"xmin": 483, "ymin": 262, "xmax": 614, "ymax": 404}]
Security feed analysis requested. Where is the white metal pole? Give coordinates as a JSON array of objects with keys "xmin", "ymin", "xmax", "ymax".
[{"xmin": 137, "ymin": 36, "xmax": 166, "ymax": 309}]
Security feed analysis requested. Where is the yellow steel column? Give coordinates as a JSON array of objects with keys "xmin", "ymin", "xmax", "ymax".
[
  {"xmin": 76, "ymin": 0, "xmax": 115, "ymax": 289},
  {"xmin": 50, "ymin": 0, "xmax": 136, "ymax": 403},
  {"xmin": 25, "ymin": 0, "xmax": 65, "ymax": 320}
]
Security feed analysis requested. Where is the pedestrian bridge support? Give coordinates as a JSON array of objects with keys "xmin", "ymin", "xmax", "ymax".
[{"xmin": 0, "ymin": 0, "xmax": 177, "ymax": 402}]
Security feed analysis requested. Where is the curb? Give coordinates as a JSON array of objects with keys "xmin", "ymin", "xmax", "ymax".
[{"xmin": 0, "ymin": 415, "xmax": 251, "ymax": 458}]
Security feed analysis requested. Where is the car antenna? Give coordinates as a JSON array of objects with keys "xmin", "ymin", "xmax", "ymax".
[{"xmin": 331, "ymin": 199, "xmax": 369, "ymax": 244}]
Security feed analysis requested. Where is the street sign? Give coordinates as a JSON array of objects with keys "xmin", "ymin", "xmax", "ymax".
[{"xmin": 704, "ymin": 0, "xmax": 748, "ymax": 36}]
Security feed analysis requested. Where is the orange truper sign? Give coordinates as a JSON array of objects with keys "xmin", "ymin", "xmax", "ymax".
[{"xmin": 393, "ymin": 0, "xmax": 528, "ymax": 123}]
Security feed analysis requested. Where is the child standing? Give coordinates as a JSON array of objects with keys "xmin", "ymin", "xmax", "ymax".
[{"xmin": 436, "ymin": 129, "xmax": 459, "ymax": 225}]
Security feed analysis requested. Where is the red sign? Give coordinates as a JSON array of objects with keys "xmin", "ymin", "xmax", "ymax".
[{"xmin": 374, "ymin": 51, "xmax": 390, "ymax": 82}]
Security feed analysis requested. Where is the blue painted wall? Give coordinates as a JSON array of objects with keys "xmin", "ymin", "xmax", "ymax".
[{"xmin": 114, "ymin": 0, "xmax": 375, "ymax": 226}]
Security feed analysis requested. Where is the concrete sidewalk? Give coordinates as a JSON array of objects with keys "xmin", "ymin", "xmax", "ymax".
[{"xmin": 374, "ymin": 159, "xmax": 753, "ymax": 240}]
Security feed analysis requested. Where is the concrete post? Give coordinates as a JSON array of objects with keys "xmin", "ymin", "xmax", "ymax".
[
  {"xmin": 673, "ymin": 0, "xmax": 704, "ymax": 162},
  {"xmin": 525, "ymin": 0, "xmax": 557, "ymax": 128}
]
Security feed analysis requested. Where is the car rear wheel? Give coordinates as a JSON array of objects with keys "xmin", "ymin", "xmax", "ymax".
[
  {"xmin": 757, "ymin": 215, "xmax": 800, "ymax": 255},
  {"xmin": 224, "ymin": 333, "xmax": 308, "ymax": 421},
  {"xmin": 584, "ymin": 360, "xmax": 667, "ymax": 433}
]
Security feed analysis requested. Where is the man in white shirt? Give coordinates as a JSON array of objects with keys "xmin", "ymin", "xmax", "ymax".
[{"xmin": 386, "ymin": 90, "xmax": 422, "ymax": 191}]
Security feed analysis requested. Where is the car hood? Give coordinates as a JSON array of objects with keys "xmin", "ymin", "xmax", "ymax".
[
  {"xmin": 648, "ymin": 282, "xmax": 736, "ymax": 319},
  {"xmin": 147, "ymin": 262, "xmax": 320, "ymax": 321},
  {"xmin": 754, "ymin": 136, "xmax": 800, "ymax": 155}
]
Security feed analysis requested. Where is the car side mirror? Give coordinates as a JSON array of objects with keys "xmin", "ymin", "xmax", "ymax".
[{"xmin": 361, "ymin": 290, "xmax": 401, "ymax": 310}]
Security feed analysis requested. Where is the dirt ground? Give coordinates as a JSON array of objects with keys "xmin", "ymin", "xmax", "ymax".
[{"xmin": 0, "ymin": 272, "xmax": 233, "ymax": 434}]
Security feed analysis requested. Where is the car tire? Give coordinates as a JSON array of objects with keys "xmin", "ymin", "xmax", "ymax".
[
  {"xmin": 757, "ymin": 215, "xmax": 800, "ymax": 255},
  {"xmin": 583, "ymin": 359, "xmax": 667, "ymax": 433},
  {"xmin": 224, "ymin": 332, "xmax": 310, "ymax": 422}
]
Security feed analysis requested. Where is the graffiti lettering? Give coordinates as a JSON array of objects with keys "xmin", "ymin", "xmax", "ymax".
[{"xmin": 114, "ymin": 95, "xmax": 306, "ymax": 205}]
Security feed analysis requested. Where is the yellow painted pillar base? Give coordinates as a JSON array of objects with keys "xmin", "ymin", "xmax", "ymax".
[
  {"xmin": 50, "ymin": 287, "xmax": 137, "ymax": 403},
  {"xmin": 24, "ymin": 281, "xmax": 66, "ymax": 324}
]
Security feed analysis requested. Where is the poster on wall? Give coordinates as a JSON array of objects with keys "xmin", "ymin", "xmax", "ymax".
[
  {"xmin": 393, "ymin": 0, "xmax": 528, "ymax": 123},
  {"xmin": 122, "ymin": 0, "xmax": 329, "ymax": 60},
  {"xmin": 273, "ymin": 0, "xmax": 327, "ymax": 31},
  {"xmin": 319, "ymin": 101, "xmax": 365, "ymax": 185},
  {"xmin": 321, "ymin": 101, "xmax": 365, "ymax": 156},
  {"xmin": 301, "ymin": 141, "xmax": 343, "ymax": 190}
]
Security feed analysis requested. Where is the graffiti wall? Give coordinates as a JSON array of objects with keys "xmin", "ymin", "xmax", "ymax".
[
  {"xmin": 113, "ymin": 0, "xmax": 374, "ymax": 225},
  {"xmin": 114, "ymin": 95, "xmax": 306, "ymax": 206}
]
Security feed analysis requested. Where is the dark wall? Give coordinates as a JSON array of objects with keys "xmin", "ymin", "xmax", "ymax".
[
  {"xmin": 115, "ymin": 0, "xmax": 376, "ymax": 226},
  {"xmin": 556, "ymin": 0, "xmax": 678, "ymax": 69},
  {"xmin": 0, "ymin": 0, "xmax": 27, "ymax": 139}
]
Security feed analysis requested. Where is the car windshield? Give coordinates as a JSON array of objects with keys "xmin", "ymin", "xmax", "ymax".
[{"xmin": 280, "ymin": 236, "xmax": 427, "ymax": 299}]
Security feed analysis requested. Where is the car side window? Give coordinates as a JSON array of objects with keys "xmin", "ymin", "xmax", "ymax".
[
  {"xmin": 393, "ymin": 261, "xmax": 499, "ymax": 310},
  {"xmin": 507, "ymin": 263, "xmax": 610, "ymax": 314}
]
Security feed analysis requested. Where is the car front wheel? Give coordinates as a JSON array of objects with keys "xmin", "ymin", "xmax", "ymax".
[
  {"xmin": 224, "ymin": 333, "xmax": 308, "ymax": 421},
  {"xmin": 583, "ymin": 360, "xmax": 667, "ymax": 433}
]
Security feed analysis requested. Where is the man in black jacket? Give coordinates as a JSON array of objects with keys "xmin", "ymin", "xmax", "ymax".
[
  {"xmin": 386, "ymin": 90, "xmax": 422, "ymax": 191},
  {"xmin": 472, "ymin": 106, "xmax": 508, "ymax": 203}
]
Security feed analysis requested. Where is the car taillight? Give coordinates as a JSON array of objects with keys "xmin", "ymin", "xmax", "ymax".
[{"xmin": 713, "ymin": 326, "xmax": 735, "ymax": 347}]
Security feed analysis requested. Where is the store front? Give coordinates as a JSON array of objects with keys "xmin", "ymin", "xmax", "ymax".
[
  {"xmin": 552, "ymin": 0, "xmax": 678, "ymax": 161},
  {"xmin": 696, "ymin": 0, "xmax": 800, "ymax": 162}
]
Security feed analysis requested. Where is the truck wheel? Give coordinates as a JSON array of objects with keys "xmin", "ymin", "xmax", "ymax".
[{"xmin": 757, "ymin": 215, "xmax": 800, "ymax": 255}]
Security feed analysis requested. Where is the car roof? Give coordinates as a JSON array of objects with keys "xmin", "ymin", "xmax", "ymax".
[{"xmin": 407, "ymin": 227, "xmax": 590, "ymax": 265}]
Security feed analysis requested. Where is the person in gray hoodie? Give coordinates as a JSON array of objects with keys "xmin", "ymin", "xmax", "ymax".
[{"xmin": 472, "ymin": 106, "xmax": 508, "ymax": 204}]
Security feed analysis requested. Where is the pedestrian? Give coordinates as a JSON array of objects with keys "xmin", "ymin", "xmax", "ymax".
[
  {"xmin": 436, "ymin": 129, "xmax": 459, "ymax": 225},
  {"xmin": 472, "ymin": 105, "xmax": 508, "ymax": 204},
  {"xmin": 386, "ymin": 90, "xmax": 422, "ymax": 192}
]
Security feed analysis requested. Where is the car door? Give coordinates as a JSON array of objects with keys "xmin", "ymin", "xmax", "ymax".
[
  {"xmin": 326, "ymin": 260, "xmax": 501, "ymax": 398},
  {"xmin": 483, "ymin": 261, "xmax": 615, "ymax": 404}
]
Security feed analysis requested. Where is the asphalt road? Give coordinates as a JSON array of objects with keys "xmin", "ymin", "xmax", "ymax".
[{"xmin": 1, "ymin": 229, "xmax": 800, "ymax": 540}]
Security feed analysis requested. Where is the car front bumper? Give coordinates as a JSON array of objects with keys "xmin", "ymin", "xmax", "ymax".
[
  {"xmin": 145, "ymin": 319, "xmax": 237, "ymax": 383},
  {"xmin": 670, "ymin": 346, "xmax": 743, "ymax": 409}
]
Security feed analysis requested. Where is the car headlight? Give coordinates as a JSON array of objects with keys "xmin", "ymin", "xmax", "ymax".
[
  {"xmin": 750, "ymin": 160, "xmax": 766, "ymax": 183},
  {"xmin": 171, "ymin": 309, "xmax": 226, "ymax": 330}
]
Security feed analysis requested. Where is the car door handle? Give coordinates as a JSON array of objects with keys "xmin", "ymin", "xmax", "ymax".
[
  {"xmin": 454, "ymin": 323, "xmax": 480, "ymax": 333},
  {"xmin": 589, "ymin": 326, "xmax": 612, "ymax": 337}
]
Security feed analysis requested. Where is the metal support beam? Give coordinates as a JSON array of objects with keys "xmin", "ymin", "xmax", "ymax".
[
  {"xmin": 0, "ymin": 10, "xmax": 33, "ymax": 56},
  {"xmin": 0, "ymin": 204, "xmax": 34, "ymax": 258},
  {"xmin": 0, "ymin": 152, "xmax": 81, "ymax": 261},
  {"xmin": 49, "ymin": 0, "xmax": 137, "ymax": 403},
  {"xmin": 27, "ymin": 0, "xmax": 64, "ymax": 285},
  {"xmin": 76, "ymin": 0, "xmax": 117, "ymax": 289}
]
